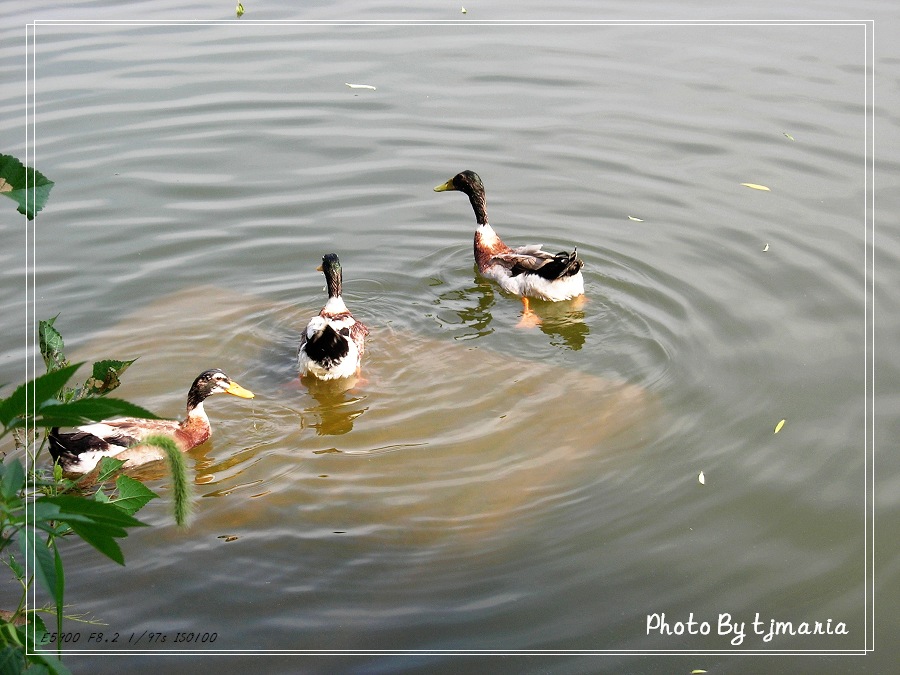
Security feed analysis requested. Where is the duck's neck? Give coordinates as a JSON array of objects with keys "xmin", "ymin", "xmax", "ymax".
[
  {"xmin": 323, "ymin": 295, "xmax": 349, "ymax": 316},
  {"xmin": 474, "ymin": 223, "xmax": 505, "ymax": 272},
  {"xmin": 185, "ymin": 399, "xmax": 210, "ymax": 424},
  {"xmin": 467, "ymin": 190, "xmax": 488, "ymax": 226},
  {"xmin": 325, "ymin": 266, "xmax": 343, "ymax": 300},
  {"xmin": 181, "ymin": 400, "xmax": 212, "ymax": 446}
]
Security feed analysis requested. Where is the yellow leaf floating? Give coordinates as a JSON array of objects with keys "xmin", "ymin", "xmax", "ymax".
[
  {"xmin": 741, "ymin": 183, "xmax": 770, "ymax": 191},
  {"xmin": 774, "ymin": 419, "xmax": 786, "ymax": 433},
  {"xmin": 627, "ymin": 215, "xmax": 644, "ymax": 222},
  {"xmin": 236, "ymin": 2, "xmax": 244, "ymax": 17},
  {"xmin": 461, "ymin": 6, "xmax": 467, "ymax": 12},
  {"xmin": 783, "ymin": 132, "xmax": 795, "ymax": 141},
  {"xmin": 692, "ymin": 671, "xmax": 708, "ymax": 674},
  {"xmin": 345, "ymin": 83, "xmax": 377, "ymax": 90},
  {"xmin": 698, "ymin": 471, "xmax": 705, "ymax": 485},
  {"xmin": 763, "ymin": 243, "xmax": 769, "ymax": 252}
]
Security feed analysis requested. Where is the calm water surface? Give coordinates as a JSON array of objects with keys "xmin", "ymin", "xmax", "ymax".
[{"xmin": 2, "ymin": 2, "xmax": 898, "ymax": 673}]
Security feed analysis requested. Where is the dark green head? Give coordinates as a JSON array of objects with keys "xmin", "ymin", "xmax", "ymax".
[
  {"xmin": 434, "ymin": 170, "xmax": 488, "ymax": 225},
  {"xmin": 434, "ymin": 170, "xmax": 484, "ymax": 197}
]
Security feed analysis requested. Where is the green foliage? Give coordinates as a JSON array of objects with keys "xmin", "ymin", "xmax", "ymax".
[
  {"xmin": 38, "ymin": 316, "xmax": 68, "ymax": 373},
  {"xmin": 0, "ymin": 318, "xmax": 172, "ymax": 674},
  {"xmin": 0, "ymin": 153, "xmax": 54, "ymax": 220},
  {"xmin": 105, "ymin": 475, "xmax": 160, "ymax": 517},
  {"xmin": 37, "ymin": 317, "xmax": 137, "ymax": 400},
  {"xmin": 0, "ymin": 363, "xmax": 160, "ymax": 438},
  {"xmin": 34, "ymin": 495, "xmax": 149, "ymax": 566}
]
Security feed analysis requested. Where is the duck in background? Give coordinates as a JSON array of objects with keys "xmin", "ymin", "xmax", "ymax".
[{"xmin": 434, "ymin": 169, "xmax": 585, "ymax": 326}]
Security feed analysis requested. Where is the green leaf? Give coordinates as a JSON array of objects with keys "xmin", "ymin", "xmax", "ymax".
[
  {"xmin": 32, "ymin": 496, "xmax": 138, "ymax": 549},
  {"xmin": 38, "ymin": 316, "xmax": 67, "ymax": 374},
  {"xmin": 0, "ymin": 363, "xmax": 82, "ymax": 429},
  {"xmin": 37, "ymin": 496, "xmax": 147, "ymax": 566},
  {"xmin": 40, "ymin": 495, "xmax": 147, "ymax": 529},
  {"xmin": 13, "ymin": 620, "xmax": 71, "ymax": 675},
  {"xmin": 63, "ymin": 521, "xmax": 126, "ymax": 565},
  {"xmin": 0, "ymin": 646, "xmax": 26, "ymax": 674},
  {"xmin": 110, "ymin": 475, "xmax": 159, "ymax": 516},
  {"xmin": 78, "ymin": 359, "xmax": 137, "ymax": 398},
  {"xmin": 0, "ymin": 458, "xmax": 25, "ymax": 500},
  {"xmin": 19, "ymin": 528, "xmax": 58, "ymax": 607},
  {"xmin": 26, "ymin": 613, "xmax": 50, "ymax": 653},
  {"xmin": 95, "ymin": 456, "xmax": 126, "ymax": 483},
  {"xmin": 33, "ymin": 364, "xmax": 83, "ymax": 407},
  {"xmin": 6, "ymin": 554, "xmax": 25, "ymax": 581},
  {"xmin": 34, "ymin": 397, "xmax": 162, "ymax": 429},
  {"xmin": 0, "ymin": 153, "xmax": 54, "ymax": 220}
]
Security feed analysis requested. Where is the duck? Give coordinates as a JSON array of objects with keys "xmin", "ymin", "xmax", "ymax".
[
  {"xmin": 434, "ymin": 170, "xmax": 585, "ymax": 324},
  {"xmin": 48, "ymin": 368, "xmax": 255, "ymax": 474},
  {"xmin": 298, "ymin": 253, "xmax": 369, "ymax": 380}
]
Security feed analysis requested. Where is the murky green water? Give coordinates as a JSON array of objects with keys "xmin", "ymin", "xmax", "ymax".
[{"xmin": 3, "ymin": 3, "xmax": 897, "ymax": 673}]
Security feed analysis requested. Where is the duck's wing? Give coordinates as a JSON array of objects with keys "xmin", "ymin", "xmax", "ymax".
[
  {"xmin": 493, "ymin": 246, "xmax": 583, "ymax": 281},
  {"xmin": 50, "ymin": 419, "xmax": 181, "ymax": 458},
  {"xmin": 303, "ymin": 322, "xmax": 351, "ymax": 364},
  {"xmin": 50, "ymin": 425, "xmax": 134, "ymax": 457}
]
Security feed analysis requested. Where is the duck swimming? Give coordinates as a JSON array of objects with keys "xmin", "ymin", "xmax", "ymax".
[
  {"xmin": 48, "ymin": 368, "xmax": 254, "ymax": 474},
  {"xmin": 298, "ymin": 253, "xmax": 369, "ymax": 380},
  {"xmin": 434, "ymin": 170, "xmax": 585, "ymax": 324}
]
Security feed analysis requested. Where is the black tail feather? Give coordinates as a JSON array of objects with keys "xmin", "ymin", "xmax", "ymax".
[{"xmin": 303, "ymin": 323, "xmax": 350, "ymax": 365}]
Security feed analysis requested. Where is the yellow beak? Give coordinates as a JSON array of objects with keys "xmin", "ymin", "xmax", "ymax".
[
  {"xmin": 433, "ymin": 179, "xmax": 455, "ymax": 192},
  {"xmin": 225, "ymin": 381, "xmax": 255, "ymax": 399}
]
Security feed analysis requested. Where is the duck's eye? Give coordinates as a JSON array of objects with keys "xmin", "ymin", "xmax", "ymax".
[{"xmin": 340, "ymin": 327, "xmax": 350, "ymax": 337}]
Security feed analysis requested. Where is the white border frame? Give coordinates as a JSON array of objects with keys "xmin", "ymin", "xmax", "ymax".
[{"xmin": 22, "ymin": 18, "xmax": 875, "ymax": 659}]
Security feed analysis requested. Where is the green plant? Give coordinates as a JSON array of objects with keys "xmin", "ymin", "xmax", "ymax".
[
  {"xmin": 0, "ymin": 319, "xmax": 189, "ymax": 673},
  {"xmin": 0, "ymin": 153, "xmax": 53, "ymax": 220}
]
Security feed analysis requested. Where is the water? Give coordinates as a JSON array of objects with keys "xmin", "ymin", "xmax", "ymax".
[{"xmin": 2, "ymin": 3, "xmax": 897, "ymax": 673}]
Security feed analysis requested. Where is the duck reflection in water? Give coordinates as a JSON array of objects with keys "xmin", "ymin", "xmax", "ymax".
[
  {"xmin": 435, "ymin": 268, "xmax": 588, "ymax": 350},
  {"xmin": 300, "ymin": 376, "xmax": 369, "ymax": 436}
]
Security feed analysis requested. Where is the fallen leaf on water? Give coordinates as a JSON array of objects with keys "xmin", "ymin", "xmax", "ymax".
[
  {"xmin": 236, "ymin": 2, "xmax": 244, "ymax": 17},
  {"xmin": 461, "ymin": 6, "xmax": 467, "ymax": 12},
  {"xmin": 741, "ymin": 183, "xmax": 771, "ymax": 191},
  {"xmin": 774, "ymin": 419, "xmax": 786, "ymax": 433},
  {"xmin": 763, "ymin": 243, "xmax": 769, "ymax": 252},
  {"xmin": 218, "ymin": 535, "xmax": 239, "ymax": 542},
  {"xmin": 627, "ymin": 215, "xmax": 644, "ymax": 222},
  {"xmin": 698, "ymin": 471, "xmax": 705, "ymax": 485},
  {"xmin": 345, "ymin": 83, "xmax": 377, "ymax": 90},
  {"xmin": 783, "ymin": 132, "xmax": 795, "ymax": 141},
  {"xmin": 692, "ymin": 671, "xmax": 708, "ymax": 674}
]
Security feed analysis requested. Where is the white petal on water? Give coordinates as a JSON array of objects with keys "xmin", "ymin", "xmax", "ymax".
[
  {"xmin": 345, "ymin": 83, "xmax": 377, "ymax": 90},
  {"xmin": 698, "ymin": 471, "xmax": 705, "ymax": 485}
]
